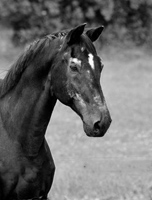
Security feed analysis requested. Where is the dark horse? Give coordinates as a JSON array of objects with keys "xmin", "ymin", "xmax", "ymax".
[{"xmin": 0, "ymin": 24, "xmax": 111, "ymax": 199}]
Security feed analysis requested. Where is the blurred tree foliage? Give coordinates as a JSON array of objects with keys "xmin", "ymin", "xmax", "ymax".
[{"xmin": 0, "ymin": 0, "xmax": 152, "ymax": 46}]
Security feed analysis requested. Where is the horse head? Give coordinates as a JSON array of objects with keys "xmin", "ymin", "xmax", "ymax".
[{"xmin": 51, "ymin": 24, "xmax": 112, "ymax": 137}]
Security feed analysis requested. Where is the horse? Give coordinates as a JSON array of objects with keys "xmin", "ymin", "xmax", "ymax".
[{"xmin": 0, "ymin": 24, "xmax": 111, "ymax": 200}]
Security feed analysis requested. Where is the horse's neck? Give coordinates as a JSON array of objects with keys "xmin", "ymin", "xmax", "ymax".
[{"xmin": 0, "ymin": 70, "xmax": 57, "ymax": 156}]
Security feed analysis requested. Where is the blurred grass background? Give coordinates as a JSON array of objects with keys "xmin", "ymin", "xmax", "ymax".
[
  {"xmin": 0, "ymin": 1, "xmax": 152, "ymax": 199},
  {"xmin": 0, "ymin": 0, "xmax": 152, "ymax": 47}
]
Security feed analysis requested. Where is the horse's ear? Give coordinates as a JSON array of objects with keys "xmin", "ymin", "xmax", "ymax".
[
  {"xmin": 65, "ymin": 23, "xmax": 87, "ymax": 45},
  {"xmin": 86, "ymin": 26, "xmax": 104, "ymax": 42}
]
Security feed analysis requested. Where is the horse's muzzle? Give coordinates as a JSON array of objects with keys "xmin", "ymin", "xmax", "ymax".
[{"xmin": 83, "ymin": 112, "xmax": 112, "ymax": 137}]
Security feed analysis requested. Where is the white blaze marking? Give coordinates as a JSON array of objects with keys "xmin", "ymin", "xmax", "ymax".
[
  {"xmin": 70, "ymin": 58, "xmax": 81, "ymax": 66},
  {"xmin": 88, "ymin": 53, "xmax": 95, "ymax": 70}
]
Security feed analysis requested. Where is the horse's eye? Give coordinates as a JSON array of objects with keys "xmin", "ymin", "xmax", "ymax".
[{"xmin": 70, "ymin": 62, "xmax": 79, "ymax": 72}]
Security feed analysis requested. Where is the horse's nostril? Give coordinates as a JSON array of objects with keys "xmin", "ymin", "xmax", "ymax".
[{"xmin": 93, "ymin": 121, "xmax": 101, "ymax": 132}]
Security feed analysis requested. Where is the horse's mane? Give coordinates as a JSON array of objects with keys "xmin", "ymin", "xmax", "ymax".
[
  {"xmin": 0, "ymin": 28, "xmax": 95, "ymax": 98},
  {"xmin": 0, "ymin": 31, "xmax": 67, "ymax": 98}
]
